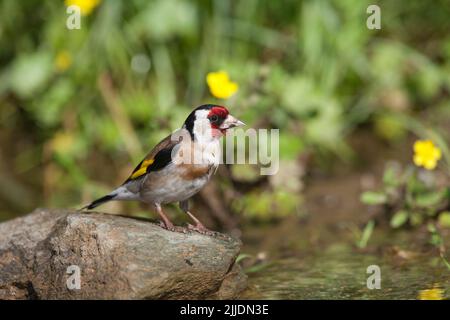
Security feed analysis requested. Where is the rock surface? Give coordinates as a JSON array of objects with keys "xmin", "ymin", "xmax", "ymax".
[{"xmin": 0, "ymin": 209, "xmax": 246, "ymax": 299}]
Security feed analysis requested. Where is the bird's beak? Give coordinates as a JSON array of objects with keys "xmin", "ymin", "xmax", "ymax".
[{"xmin": 220, "ymin": 115, "xmax": 245, "ymax": 130}]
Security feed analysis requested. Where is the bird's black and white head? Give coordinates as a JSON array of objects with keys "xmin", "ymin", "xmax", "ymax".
[{"xmin": 183, "ymin": 104, "xmax": 245, "ymax": 143}]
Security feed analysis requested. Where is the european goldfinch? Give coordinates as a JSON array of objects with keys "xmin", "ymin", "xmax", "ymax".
[{"xmin": 83, "ymin": 104, "xmax": 244, "ymax": 232}]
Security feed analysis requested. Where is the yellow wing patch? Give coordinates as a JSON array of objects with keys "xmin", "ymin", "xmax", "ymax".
[{"xmin": 130, "ymin": 158, "xmax": 154, "ymax": 180}]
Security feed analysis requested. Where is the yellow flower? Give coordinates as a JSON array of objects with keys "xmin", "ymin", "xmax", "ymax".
[
  {"xmin": 413, "ymin": 140, "xmax": 442, "ymax": 170},
  {"xmin": 206, "ymin": 71, "xmax": 238, "ymax": 99},
  {"xmin": 55, "ymin": 51, "xmax": 72, "ymax": 72},
  {"xmin": 418, "ymin": 286, "xmax": 444, "ymax": 300},
  {"xmin": 65, "ymin": 0, "xmax": 101, "ymax": 16}
]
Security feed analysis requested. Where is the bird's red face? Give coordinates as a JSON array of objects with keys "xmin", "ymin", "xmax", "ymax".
[
  {"xmin": 183, "ymin": 104, "xmax": 245, "ymax": 141},
  {"xmin": 207, "ymin": 106, "xmax": 229, "ymax": 135},
  {"xmin": 207, "ymin": 106, "xmax": 245, "ymax": 137}
]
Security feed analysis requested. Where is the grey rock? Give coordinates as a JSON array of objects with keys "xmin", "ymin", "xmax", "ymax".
[{"xmin": 0, "ymin": 209, "xmax": 246, "ymax": 299}]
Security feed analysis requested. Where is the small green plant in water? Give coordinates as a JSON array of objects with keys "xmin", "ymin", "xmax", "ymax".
[
  {"xmin": 427, "ymin": 223, "xmax": 450, "ymax": 271},
  {"xmin": 236, "ymin": 253, "xmax": 270, "ymax": 274},
  {"xmin": 356, "ymin": 220, "xmax": 375, "ymax": 249},
  {"xmin": 361, "ymin": 163, "xmax": 450, "ymax": 228}
]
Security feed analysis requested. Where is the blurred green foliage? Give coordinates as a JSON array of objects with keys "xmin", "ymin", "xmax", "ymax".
[
  {"xmin": 361, "ymin": 163, "xmax": 450, "ymax": 228},
  {"xmin": 1, "ymin": 0, "xmax": 450, "ymax": 221}
]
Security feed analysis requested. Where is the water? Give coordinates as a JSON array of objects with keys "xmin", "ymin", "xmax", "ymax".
[{"xmin": 240, "ymin": 226, "xmax": 450, "ymax": 299}]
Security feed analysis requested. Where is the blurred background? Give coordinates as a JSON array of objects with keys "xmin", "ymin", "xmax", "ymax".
[{"xmin": 1, "ymin": 0, "xmax": 450, "ymax": 298}]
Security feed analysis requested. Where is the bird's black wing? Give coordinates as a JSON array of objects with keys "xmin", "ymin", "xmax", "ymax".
[{"xmin": 123, "ymin": 133, "xmax": 179, "ymax": 184}]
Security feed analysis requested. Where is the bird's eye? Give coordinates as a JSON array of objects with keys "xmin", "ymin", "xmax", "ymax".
[{"xmin": 210, "ymin": 115, "xmax": 219, "ymax": 123}]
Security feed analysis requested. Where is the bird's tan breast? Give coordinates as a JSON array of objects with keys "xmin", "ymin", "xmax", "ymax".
[
  {"xmin": 179, "ymin": 163, "xmax": 213, "ymax": 180},
  {"xmin": 139, "ymin": 162, "xmax": 213, "ymax": 204},
  {"xmin": 138, "ymin": 137, "xmax": 219, "ymax": 204}
]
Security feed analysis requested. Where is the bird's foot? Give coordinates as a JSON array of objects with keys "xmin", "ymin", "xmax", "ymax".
[
  {"xmin": 158, "ymin": 221, "xmax": 192, "ymax": 233},
  {"xmin": 187, "ymin": 223, "xmax": 216, "ymax": 236},
  {"xmin": 185, "ymin": 211, "xmax": 215, "ymax": 235},
  {"xmin": 159, "ymin": 220, "xmax": 176, "ymax": 231}
]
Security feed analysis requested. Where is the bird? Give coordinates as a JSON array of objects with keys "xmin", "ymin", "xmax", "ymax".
[{"xmin": 82, "ymin": 104, "xmax": 245, "ymax": 232}]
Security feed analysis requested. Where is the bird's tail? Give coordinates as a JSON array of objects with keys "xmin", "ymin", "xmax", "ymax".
[
  {"xmin": 79, "ymin": 186, "xmax": 138, "ymax": 211},
  {"xmin": 80, "ymin": 193, "xmax": 116, "ymax": 211}
]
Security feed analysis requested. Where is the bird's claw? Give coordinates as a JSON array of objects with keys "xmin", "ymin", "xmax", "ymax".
[
  {"xmin": 158, "ymin": 220, "xmax": 214, "ymax": 235},
  {"xmin": 159, "ymin": 220, "xmax": 176, "ymax": 232},
  {"xmin": 187, "ymin": 223, "xmax": 215, "ymax": 236},
  {"xmin": 159, "ymin": 221, "xmax": 194, "ymax": 234}
]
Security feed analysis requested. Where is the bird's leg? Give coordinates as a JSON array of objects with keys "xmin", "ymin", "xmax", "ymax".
[
  {"xmin": 179, "ymin": 200, "xmax": 211, "ymax": 233},
  {"xmin": 154, "ymin": 203, "xmax": 174, "ymax": 230},
  {"xmin": 186, "ymin": 211, "xmax": 208, "ymax": 231}
]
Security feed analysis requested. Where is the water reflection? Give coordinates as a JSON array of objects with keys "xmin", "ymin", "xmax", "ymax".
[{"xmin": 241, "ymin": 235, "xmax": 450, "ymax": 299}]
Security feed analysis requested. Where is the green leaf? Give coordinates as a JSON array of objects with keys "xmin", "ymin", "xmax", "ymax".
[
  {"xmin": 9, "ymin": 51, "xmax": 52, "ymax": 98},
  {"xmin": 415, "ymin": 191, "xmax": 446, "ymax": 208},
  {"xmin": 438, "ymin": 212, "xmax": 450, "ymax": 228},
  {"xmin": 236, "ymin": 254, "xmax": 253, "ymax": 264},
  {"xmin": 357, "ymin": 220, "xmax": 375, "ymax": 249},
  {"xmin": 360, "ymin": 191, "xmax": 388, "ymax": 205},
  {"xmin": 390, "ymin": 210, "xmax": 409, "ymax": 228}
]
